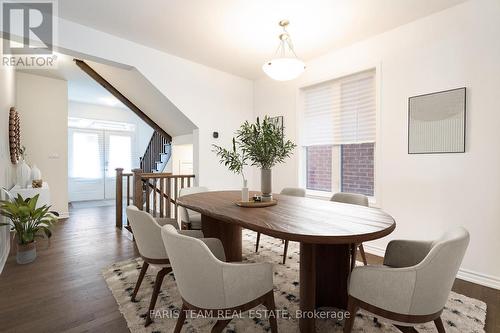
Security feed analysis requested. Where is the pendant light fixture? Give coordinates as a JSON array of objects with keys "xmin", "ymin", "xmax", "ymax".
[{"xmin": 262, "ymin": 20, "xmax": 305, "ymax": 81}]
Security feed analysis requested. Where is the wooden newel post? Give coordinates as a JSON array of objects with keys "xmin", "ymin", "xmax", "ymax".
[
  {"xmin": 115, "ymin": 168, "xmax": 124, "ymax": 228},
  {"xmin": 132, "ymin": 168, "xmax": 144, "ymax": 210}
]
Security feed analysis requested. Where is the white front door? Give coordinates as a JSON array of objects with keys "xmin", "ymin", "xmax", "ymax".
[
  {"xmin": 68, "ymin": 128, "xmax": 105, "ymax": 201},
  {"xmin": 69, "ymin": 129, "xmax": 134, "ymax": 202},
  {"xmin": 104, "ymin": 131, "xmax": 133, "ymax": 199}
]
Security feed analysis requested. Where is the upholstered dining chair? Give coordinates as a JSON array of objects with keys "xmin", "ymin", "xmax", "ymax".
[
  {"xmin": 344, "ymin": 227, "xmax": 470, "ymax": 333},
  {"xmin": 126, "ymin": 206, "xmax": 204, "ymax": 326},
  {"xmin": 178, "ymin": 186, "xmax": 209, "ymax": 229},
  {"xmin": 255, "ymin": 187, "xmax": 306, "ymax": 264},
  {"xmin": 161, "ymin": 224, "xmax": 278, "ymax": 333},
  {"xmin": 331, "ymin": 192, "xmax": 370, "ymax": 266}
]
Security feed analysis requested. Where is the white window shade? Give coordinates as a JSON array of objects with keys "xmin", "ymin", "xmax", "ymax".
[{"xmin": 302, "ymin": 70, "xmax": 375, "ymax": 146}]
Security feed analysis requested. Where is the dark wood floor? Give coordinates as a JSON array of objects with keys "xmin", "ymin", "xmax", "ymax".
[
  {"xmin": 0, "ymin": 205, "xmax": 498, "ymax": 332},
  {"xmin": 0, "ymin": 205, "xmax": 138, "ymax": 333}
]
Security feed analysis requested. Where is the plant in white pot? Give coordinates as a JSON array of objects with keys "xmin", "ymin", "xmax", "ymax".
[
  {"xmin": 0, "ymin": 194, "xmax": 56, "ymax": 264},
  {"xmin": 212, "ymin": 138, "xmax": 249, "ymax": 201}
]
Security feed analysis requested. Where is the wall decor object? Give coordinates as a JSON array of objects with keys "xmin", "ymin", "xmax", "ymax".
[
  {"xmin": 16, "ymin": 159, "xmax": 31, "ymax": 188},
  {"xmin": 270, "ymin": 116, "xmax": 284, "ymax": 138},
  {"xmin": 408, "ymin": 87, "xmax": 466, "ymax": 154},
  {"xmin": 31, "ymin": 164, "xmax": 42, "ymax": 181},
  {"xmin": 9, "ymin": 107, "xmax": 21, "ymax": 164}
]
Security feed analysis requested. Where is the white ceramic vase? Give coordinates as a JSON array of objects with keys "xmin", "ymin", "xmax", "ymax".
[
  {"xmin": 31, "ymin": 164, "xmax": 42, "ymax": 181},
  {"xmin": 241, "ymin": 179, "xmax": 249, "ymax": 202},
  {"xmin": 16, "ymin": 160, "xmax": 31, "ymax": 188}
]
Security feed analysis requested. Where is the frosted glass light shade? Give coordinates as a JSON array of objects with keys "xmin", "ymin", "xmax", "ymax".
[{"xmin": 262, "ymin": 57, "xmax": 305, "ymax": 81}]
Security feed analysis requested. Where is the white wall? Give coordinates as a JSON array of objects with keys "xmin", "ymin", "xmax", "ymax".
[
  {"xmin": 16, "ymin": 73, "xmax": 69, "ymax": 217},
  {"xmin": 68, "ymin": 101, "xmax": 154, "ymax": 168},
  {"xmin": 84, "ymin": 62, "xmax": 196, "ymax": 138},
  {"xmin": 0, "ymin": 56, "xmax": 16, "ymax": 273},
  {"xmin": 161, "ymin": 134, "xmax": 194, "ymax": 175},
  {"xmin": 254, "ymin": 0, "xmax": 500, "ymax": 288},
  {"xmin": 57, "ymin": 18, "xmax": 255, "ymax": 190}
]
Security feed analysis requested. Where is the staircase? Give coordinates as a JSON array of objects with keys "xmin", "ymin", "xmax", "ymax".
[
  {"xmin": 74, "ymin": 59, "xmax": 174, "ymax": 173},
  {"xmin": 141, "ymin": 131, "xmax": 172, "ymax": 173}
]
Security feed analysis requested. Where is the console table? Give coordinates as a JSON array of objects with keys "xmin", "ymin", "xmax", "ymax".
[{"xmin": 9, "ymin": 182, "xmax": 51, "ymax": 208}]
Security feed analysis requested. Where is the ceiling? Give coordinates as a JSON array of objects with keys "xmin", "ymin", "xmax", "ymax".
[
  {"xmin": 20, "ymin": 53, "xmax": 128, "ymax": 110},
  {"xmin": 19, "ymin": 52, "xmax": 197, "ymax": 136},
  {"xmin": 58, "ymin": 0, "xmax": 467, "ymax": 79},
  {"xmin": 19, "ymin": 52, "xmax": 126, "ymax": 108}
]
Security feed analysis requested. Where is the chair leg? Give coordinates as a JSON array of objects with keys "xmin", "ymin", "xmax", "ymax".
[
  {"xmin": 350, "ymin": 244, "xmax": 357, "ymax": 271},
  {"xmin": 145, "ymin": 267, "xmax": 171, "ymax": 327},
  {"xmin": 255, "ymin": 232, "xmax": 261, "ymax": 252},
  {"xmin": 262, "ymin": 291, "xmax": 278, "ymax": 333},
  {"xmin": 131, "ymin": 262, "xmax": 149, "ymax": 301},
  {"xmin": 343, "ymin": 296, "xmax": 358, "ymax": 333},
  {"xmin": 358, "ymin": 244, "xmax": 368, "ymax": 265},
  {"xmin": 211, "ymin": 319, "xmax": 232, "ymax": 333},
  {"xmin": 434, "ymin": 316, "xmax": 446, "ymax": 333},
  {"xmin": 282, "ymin": 240, "xmax": 289, "ymax": 265},
  {"xmin": 174, "ymin": 303, "xmax": 187, "ymax": 333}
]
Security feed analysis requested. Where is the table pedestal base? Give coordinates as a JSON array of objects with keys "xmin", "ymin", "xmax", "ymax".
[
  {"xmin": 201, "ymin": 215, "xmax": 242, "ymax": 262},
  {"xmin": 299, "ymin": 243, "xmax": 350, "ymax": 333},
  {"xmin": 201, "ymin": 214, "xmax": 352, "ymax": 333}
]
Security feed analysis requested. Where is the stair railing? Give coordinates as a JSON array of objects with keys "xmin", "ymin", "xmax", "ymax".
[
  {"xmin": 115, "ymin": 168, "xmax": 195, "ymax": 230},
  {"xmin": 140, "ymin": 131, "xmax": 171, "ymax": 173}
]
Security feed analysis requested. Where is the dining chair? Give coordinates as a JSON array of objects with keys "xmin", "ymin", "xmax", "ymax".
[
  {"xmin": 161, "ymin": 224, "xmax": 278, "ymax": 333},
  {"xmin": 331, "ymin": 192, "xmax": 369, "ymax": 266},
  {"xmin": 255, "ymin": 187, "xmax": 306, "ymax": 264},
  {"xmin": 178, "ymin": 186, "xmax": 209, "ymax": 229},
  {"xmin": 344, "ymin": 227, "xmax": 470, "ymax": 333},
  {"xmin": 126, "ymin": 206, "xmax": 204, "ymax": 326}
]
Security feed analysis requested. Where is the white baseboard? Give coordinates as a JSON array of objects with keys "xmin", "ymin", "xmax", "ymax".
[
  {"xmin": 363, "ymin": 244, "xmax": 500, "ymax": 290},
  {"xmin": 363, "ymin": 243, "xmax": 386, "ymax": 257},
  {"xmin": 457, "ymin": 268, "xmax": 500, "ymax": 290}
]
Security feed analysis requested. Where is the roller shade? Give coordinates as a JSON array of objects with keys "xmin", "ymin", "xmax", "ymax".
[{"xmin": 302, "ymin": 70, "xmax": 375, "ymax": 146}]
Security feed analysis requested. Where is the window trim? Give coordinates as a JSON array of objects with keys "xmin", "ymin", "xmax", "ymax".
[{"xmin": 297, "ymin": 64, "xmax": 382, "ymax": 205}]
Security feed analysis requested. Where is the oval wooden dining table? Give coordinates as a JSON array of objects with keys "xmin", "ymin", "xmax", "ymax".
[{"xmin": 177, "ymin": 191, "xmax": 396, "ymax": 332}]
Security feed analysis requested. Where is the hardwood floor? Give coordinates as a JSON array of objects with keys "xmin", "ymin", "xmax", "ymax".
[
  {"xmin": 0, "ymin": 206, "xmax": 498, "ymax": 332},
  {"xmin": 0, "ymin": 205, "xmax": 138, "ymax": 333}
]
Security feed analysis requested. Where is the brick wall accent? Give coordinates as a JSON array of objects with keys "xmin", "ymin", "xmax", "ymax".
[
  {"xmin": 341, "ymin": 143, "xmax": 374, "ymax": 196},
  {"xmin": 306, "ymin": 145, "xmax": 332, "ymax": 191}
]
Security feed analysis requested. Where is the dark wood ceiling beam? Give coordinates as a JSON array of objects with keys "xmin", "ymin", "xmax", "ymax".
[{"xmin": 74, "ymin": 59, "xmax": 171, "ymax": 141}]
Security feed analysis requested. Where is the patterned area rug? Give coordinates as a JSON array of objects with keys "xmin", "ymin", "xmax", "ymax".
[{"xmin": 103, "ymin": 230, "xmax": 487, "ymax": 332}]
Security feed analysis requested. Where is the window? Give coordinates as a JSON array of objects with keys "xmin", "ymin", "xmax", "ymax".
[{"xmin": 301, "ymin": 70, "xmax": 376, "ymax": 196}]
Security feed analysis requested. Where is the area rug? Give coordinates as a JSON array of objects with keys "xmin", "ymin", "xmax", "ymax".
[{"xmin": 103, "ymin": 230, "xmax": 486, "ymax": 332}]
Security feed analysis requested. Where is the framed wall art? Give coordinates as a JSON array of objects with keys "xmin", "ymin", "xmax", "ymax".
[{"xmin": 408, "ymin": 87, "xmax": 466, "ymax": 154}]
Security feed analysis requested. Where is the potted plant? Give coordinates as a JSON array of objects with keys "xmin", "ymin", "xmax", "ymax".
[
  {"xmin": 213, "ymin": 116, "xmax": 296, "ymax": 202},
  {"xmin": 213, "ymin": 138, "xmax": 249, "ymax": 201},
  {"xmin": 0, "ymin": 194, "xmax": 56, "ymax": 264},
  {"xmin": 237, "ymin": 116, "xmax": 295, "ymax": 201}
]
